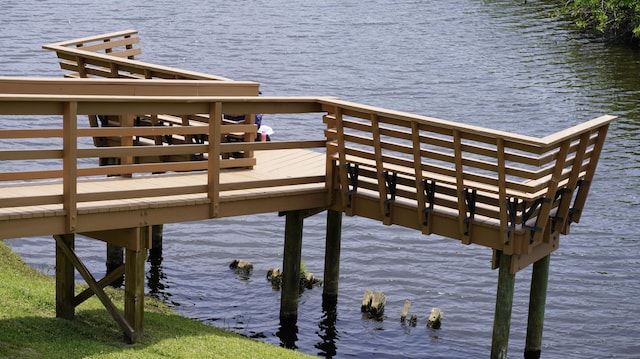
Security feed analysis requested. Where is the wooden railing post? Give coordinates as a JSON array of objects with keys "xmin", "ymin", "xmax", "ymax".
[
  {"xmin": 63, "ymin": 101, "xmax": 78, "ymax": 233},
  {"xmin": 370, "ymin": 113, "xmax": 389, "ymax": 223},
  {"xmin": 497, "ymin": 138, "xmax": 513, "ymax": 254},
  {"xmin": 452, "ymin": 129, "xmax": 470, "ymax": 244},
  {"xmin": 124, "ymin": 227, "xmax": 148, "ymax": 343},
  {"xmin": 55, "ymin": 233, "xmax": 75, "ymax": 320},
  {"xmin": 568, "ymin": 124, "xmax": 610, "ymax": 224},
  {"xmin": 554, "ymin": 132, "xmax": 590, "ymax": 235},
  {"xmin": 334, "ymin": 107, "xmax": 352, "ymax": 214},
  {"xmin": 208, "ymin": 102, "xmax": 222, "ymax": 218},
  {"xmin": 529, "ymin": 140, "xmax": 571, "ymax": 246}
]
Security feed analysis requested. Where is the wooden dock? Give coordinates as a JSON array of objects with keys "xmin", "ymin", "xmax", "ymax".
[{"xmin": 0, "ymin": 30, "xmax": 617, "ymax": 358}]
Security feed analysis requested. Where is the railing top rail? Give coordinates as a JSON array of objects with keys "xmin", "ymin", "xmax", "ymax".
[
  {"xmin": 319, "ymin": 98, "xmax": 617, "ymax": 147},
  {"xmin": 43, "ymin": 29, "xmax": 139, "ymax": 48},
  {"xmin": 540, "ymin": 114, "xmax": 616, "ymax": 146},
  {"xmin": 44, "ymin": 43, "xmax": 232, "ymax": 81},
  {"xmin": 0, "ymin": 94, "xmax": 332, "ymax": 117},
  {"xmin": 0, "ymin": 93, "xmax": 615, "ymax": 147},
  {"xmin": 0, "ymin": 76, "xmax": 260, "ymax": 96},
  {"xmin": 0, "ymin": 94, "xmax": 328, "ymax": 103}
]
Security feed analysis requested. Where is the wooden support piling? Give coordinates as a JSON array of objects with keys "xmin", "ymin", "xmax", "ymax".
[
  {"xmin": 280, "ymin": 210, "xmax": 304, "ymax": 322},
  {"xmin": 151, "ymin": 224, "xmax": 163, "ymax": 251},
  {"xmin": 323, "ymin": 209, "xmax": 342, "ymax": 302},
  {"xmin": 491, "ymin": 251, "xmax": 516, "ymax": 359},
  {"xmin": 124, "ymin": 227, "xmax": 147, "ymax": 343},
  {"xmin": 524, "ymin": 254, "xmax": 551, "ymax": 359},
  {"xmin": 55, "ymin": 233, "xmax": 75, "ymax": 320},
  {"xmin": 106, "ymin": 243, "xmax": 124, "ymax": 287}
]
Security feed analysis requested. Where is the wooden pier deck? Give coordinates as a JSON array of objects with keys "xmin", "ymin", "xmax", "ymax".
[
  {"xmin": 0, "ymin": 148, "xmax": 326, "ymax": 238},
  {"xmin": 0, "ymin": 30, "xmax": 617, "ymax": 357}
]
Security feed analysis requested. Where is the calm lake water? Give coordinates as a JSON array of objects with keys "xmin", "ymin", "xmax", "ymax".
[{"xmin": 2, "ymin": 0, "xmax": 639, "ymax": 358}]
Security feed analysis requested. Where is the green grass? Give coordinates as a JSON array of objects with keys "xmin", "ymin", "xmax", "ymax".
[{"xmin": 0, "ymin": 242, "xmax": 313, "ymax": 359}]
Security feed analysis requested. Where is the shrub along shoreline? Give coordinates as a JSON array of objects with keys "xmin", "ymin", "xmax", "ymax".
[
  {"xmin": 559, "ymin": 0, "xmax": 640, "ymax": 43},
  {"xmin": 0, "ymin": 242, "xmax": 312, "ymax": 359}
]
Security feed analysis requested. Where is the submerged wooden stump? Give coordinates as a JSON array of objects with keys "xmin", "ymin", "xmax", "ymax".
[
  {"xmin": 361, "ymin": 289, "xmax": 386, "ymax": 319},
  {"xmin": 400, "ymin": 299, "xmax": 411, "ymax": 322},
  {"xmin": 427, "ymin": 307, "xmax": 443, "ymax": 329},
  {"xmin": 301, "ymin": 271, "xmax": 323, "ymax": 289},
  {"xmin": 267, "ymin": 267, "xmax": 283, "ymax": 289},
  {"xmin": 361, "ymin": 289, "xmax": 373, "ymax": 312},
  {"xmin": 370, "ymin": 291, "xmax": 386, "ymax": 317},
  {"xmin": 229, "ymin": 259, "xmax": 253, "ymax": 272},
  {"xmin": 229, "ymin": 259, "xmax": 253, "ymax": 279}
]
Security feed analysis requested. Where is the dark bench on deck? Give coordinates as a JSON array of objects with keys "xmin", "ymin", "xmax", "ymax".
[{"xmin": 43, "ymin": 30, "xmax": 262, "ymax": 166}]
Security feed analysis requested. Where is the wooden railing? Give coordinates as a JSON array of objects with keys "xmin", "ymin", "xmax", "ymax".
[
  {"xmin": 319, "ymin": 99, "xmax": 615, "ymax": 272},
  {"xmin": 0, "ymin": 82, "xmax": 615, "ymax": 272},
  {"xmin": 42, "ymin": 30, "xmax": 231, "ymax": 80},
  {"xmin": 0, "ymin": 92, "xmax": 328, "ymax": 232},
  {"xmin": 43, "ymin": 31, "xmax": 261, "ymax": 164},
  {"xmin": 0, "ymin": 76, "xmax": 262, "ymax": 165}
]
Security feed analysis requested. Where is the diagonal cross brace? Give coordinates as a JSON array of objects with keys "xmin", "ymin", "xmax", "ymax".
[{"xmin": 54, "ymin": 234, "xmax": 135, "ymax": 341}]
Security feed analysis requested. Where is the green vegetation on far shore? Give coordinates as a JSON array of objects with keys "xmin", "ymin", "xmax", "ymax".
[
  {"xmin": 0, "ymin": 242, "xmax": 313, "ymax": 359},
  {"xmin": 560, "ymin": 0, "xmax": 640, "ymax": 42}
]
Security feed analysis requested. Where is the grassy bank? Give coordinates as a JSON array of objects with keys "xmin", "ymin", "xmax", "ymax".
[{"xmin": 0, "ymin": 242, "xmax": 313, "ymax": 359}]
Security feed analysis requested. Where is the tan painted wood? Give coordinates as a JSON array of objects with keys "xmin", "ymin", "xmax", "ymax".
[
  {"xmin": 497, "ymin": 138, "xmax": 511, "ymax": 255},
  {"xmin": 50, "ymin": 29, "xmax": 140, "ymax": 48},
  {"xmin": 370, "ymin": 113, "xmax": 389, "ymax": 223},
  {"xmin": 411, "ymin": 121, "xmax": 428, "ymax": 233},
  {"xmin": 63, "ymin": 102, "xmax": 78, "ymax": 232},
  {"xmin": 0, "ymin": 77, "xmax": 260, "ymax": 97},
  {"xmin": 555, "ymin": 132, "xmax": 590, "ymax": 234},
  {"xmin": 54, "ymin": 233, "xmax": 135, "ymax": 340},
  {"xmin": 55, "ymin": 233, "xmax": 75, "ymax": 320},
  {"xmin": 568, "ymin": 124, "xmax": 610, "ymax": 224},
  {"xmin": 0, "ymin": 80, "xmax": 616, "ymax": 270},
  {"xmin": 209, "ymin": 102, "xmax": 222, "ymax": 217},
  {"xmin": 124, "ymin": 231, "xmax": 147, "ymax": 343}
]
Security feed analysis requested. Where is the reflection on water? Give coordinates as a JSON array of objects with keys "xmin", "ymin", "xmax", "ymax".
[
  {"xmin": 2, "ymin": 0, "xmax": 640, "ymax": 358},
  {"xmin": 316, "ymin": 296, "xmax": 339, "ymax": 358},
  {"xmin": 277, "ymin": 317, "xmax": 299, "ymax": 351}
]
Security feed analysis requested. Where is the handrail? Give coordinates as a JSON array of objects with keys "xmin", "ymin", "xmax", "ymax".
[
  {"xmin": 0, "ymin": 77, "xmax": 260, "ymax": 96},
  {"xmin": 0, "ymin": 91, "xmax": 615, "ymax": 260},
  {"xmin": 43, "ymin": 32, "xmax": 233, "ymax": 81},
  {"xmin": 45, "ymin": 29, "xmax": 140, "ymax": 49}
]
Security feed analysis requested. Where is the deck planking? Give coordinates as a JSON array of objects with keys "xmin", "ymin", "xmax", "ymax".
[{"xmin": 0, "ymin": 149, "xmax": 327, "ymax": 239}]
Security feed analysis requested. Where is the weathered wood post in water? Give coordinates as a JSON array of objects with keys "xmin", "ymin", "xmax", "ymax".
[
  {"xmin": 491, "ymin": 251, "xmax": 516, "ymax": 359},
  {"xmin": 323, "ymin": 209, "xmax": 342, "ymax": 302},
  {"xmin": 524, "ymin": 254, "xmax": 551, "ymax": 359},
  {"xmin": 281, "ymin": 210, "xmax": 304, "ymax": 322}
]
